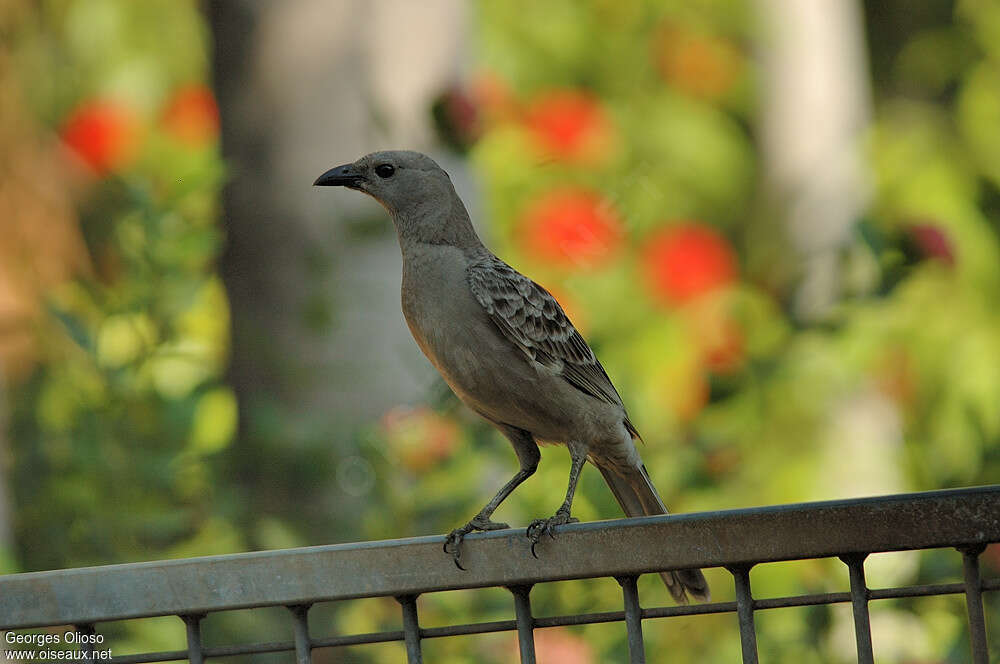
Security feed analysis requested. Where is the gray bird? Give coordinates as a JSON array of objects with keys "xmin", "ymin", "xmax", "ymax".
[{"xmin": 314, "ymin": 150, "xmax": 709, "ymax": 603}]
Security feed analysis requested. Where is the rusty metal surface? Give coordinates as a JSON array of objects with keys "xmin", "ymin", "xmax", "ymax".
[{"xmin": 1, "ymin": 485, "xmax": 998, "ymax": 630}]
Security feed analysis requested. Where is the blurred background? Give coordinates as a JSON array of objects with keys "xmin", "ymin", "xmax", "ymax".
[{"xmin": 2, "ymin": 0, "xmax": 999, "ymax": 661}]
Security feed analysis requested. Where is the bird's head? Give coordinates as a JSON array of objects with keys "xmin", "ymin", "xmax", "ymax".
[
  {"xmin": 314, "ymin": 150, "xmax": 480, "ymax": 249},
  {"xmin": 314, "ymin": 150, "xmax": 453, "ymax": 217}
]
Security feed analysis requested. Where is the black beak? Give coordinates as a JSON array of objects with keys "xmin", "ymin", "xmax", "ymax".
[{"xmin": 313, "ymin": 163, "xmax": 362, "ymax": 188}]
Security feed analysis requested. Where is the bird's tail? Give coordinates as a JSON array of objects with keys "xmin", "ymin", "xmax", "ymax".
[{"xmin": 596, "ymin": 463, "xmax": 710, "ymax": 604}]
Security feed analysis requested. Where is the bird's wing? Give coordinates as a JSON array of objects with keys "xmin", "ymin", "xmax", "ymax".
[{"xmin": 467, "ymin": 254, "xmax": 626, "ymax": 410}]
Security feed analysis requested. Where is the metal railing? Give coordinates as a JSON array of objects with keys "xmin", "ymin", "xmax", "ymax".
[{"xmin": 1, "ymin": 485, "xmax": 997, "ymax": 663}]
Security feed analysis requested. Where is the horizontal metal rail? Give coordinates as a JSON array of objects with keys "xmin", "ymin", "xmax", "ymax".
[
  {"xmin": 71, "ymin": 579, "xmax": 998, "ymax": 664},
  {"xmin": 1, "ymin": 485, "xmax": 997, "ymax": 629},
  {"xmin": 1, "ymin": 486, "xmax": 998, "ymax": 664}
]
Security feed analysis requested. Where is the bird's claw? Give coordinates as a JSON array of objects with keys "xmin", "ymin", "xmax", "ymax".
[
  {"xmin": 444, "ymin": 517, "xmax": 510, "ymax": 570},
  {"xmin": 444, "ymin": 531, "xmax": 467, "ymax": 570},
  {"xmin": 527, "ymin": 511, "xmax": 578, "ymax": 558}
]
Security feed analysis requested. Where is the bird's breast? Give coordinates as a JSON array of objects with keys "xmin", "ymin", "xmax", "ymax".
[
  {"xmin": 400, "ymin": 248, "xmax": 533, "ymax": 405},
  {"xmin": 400, "ymin": 246, "xmax": 489, "ymax": 377}
]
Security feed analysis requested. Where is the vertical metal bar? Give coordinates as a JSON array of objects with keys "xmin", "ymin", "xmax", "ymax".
[
  {"xmin": 841, "ymin": 554, "xmax": 874, "ymax": 664},
  {"xmin": 509, "ymin": 585, "xmax": 536, "ymax": 664},
  {"xmin": 182, "ymin": 615, "xmax": 204, "ymax": 664},
  {"xmin": 397, "ymin": 595, "xmax": 423, "ymax": 664},
  {"xmin": 616, "ymin": 576, "xmax": 646, "ymax": 664},
  {"xmin": 960, "ymin": 546, "xmax": 989, "ymax": 664},
  {"xmin": 289, "ymin": 604, "xmax": 312, "ymax": 664},
  {"xmin": 729, "ymin": 565, "xmax": 759, "ymax": 664},
  {"xmin": 74, "ymin": 624, "xmax": 95, "ymax": 664}
]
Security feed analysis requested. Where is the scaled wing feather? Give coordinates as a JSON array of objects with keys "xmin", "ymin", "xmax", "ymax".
[{"xmin": 467, "ymin": 255, "xmax": 625, "ymax": 409}]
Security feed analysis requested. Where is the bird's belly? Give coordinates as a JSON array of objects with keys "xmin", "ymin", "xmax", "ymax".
[
  {"xmin": 447, "ymin": 363, "xmax": 577, "ymax": 440},
  {"xmin": 405, "ymin": 306, "xmax": 576, "ymax": 438}
]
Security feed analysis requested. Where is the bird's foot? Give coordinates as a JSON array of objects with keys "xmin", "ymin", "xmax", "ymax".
[
  {"xmin": 527, "ymin": 509, "xmax": 579, "ymax": 558},
  {"xmin": 443, "ymin": 516, "xmax": 510, "ymax": 570}
]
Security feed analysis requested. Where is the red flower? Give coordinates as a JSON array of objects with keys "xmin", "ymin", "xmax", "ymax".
[
  {"xmin": 432, "ymin": 85, "xmax": 483, "ymax": 152},
  {"xmin": 471, "ymin": 70, "xmax": 519, "ymax": 123},
  {"xmin": 60, "ymin": 100, "xmax": 140, "ymax": 175},
  {"xmin": 874, "ymin": 349, "xmax": 917, "ymax": 407},
  {"xmin": 380, "ymin": 406, "xmax": 461, "ymax": 472},
  {"xmin": 525, "ymin": 89, "xmax": 613, "ymax": 163},
  {"xmin": 685, "ymin": 295, "xmax": 745, "ymax": 374},
  {"xmin": 705, "ymin": 446, "xmax": 742, "ymax": 478},
  {"xmin": 506, "ymin": 628, "xmax": 594, "ymax": 664},
  {"xmin": 906, "ymin": 223, "xmax": 955, "ymax": 267},
  {"xmin": 519, "ymin": 189, "xmax": 622, "ymax": 268},
  {"xmin": 653, "ymin": 24, "xmax": 743, "ymax": 100},
  {"xmin": 643, "ymin": 224, "xmax": 737, "ymax": 304},
  {"xmin": 162, "ymin": 84, "xmax": 220, "ymax": 146},
  {"xmin": 703, "ymin": 326, "xmax": 743, "ymax": 373}
]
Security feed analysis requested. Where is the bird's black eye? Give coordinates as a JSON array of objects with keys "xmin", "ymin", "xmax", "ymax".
[{"xmin": 374, "ymin": 164, "xmax": 395, "ymax": 178}]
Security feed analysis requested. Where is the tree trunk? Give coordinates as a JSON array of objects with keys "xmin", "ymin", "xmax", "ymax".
[
  {"xmin": 206, "ymin": 0, "xmax": 469, "ymax": 538},
  {"xmin": 754, "ymin": 0, "xmax": 872, "ymax": 320}
]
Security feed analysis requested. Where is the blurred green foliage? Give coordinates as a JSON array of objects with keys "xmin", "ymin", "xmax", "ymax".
[
  {"xmin": 4, "ymin": 0, "xmax": 234, "ymax": 576},
  {"xmin": 2, "ymin": 0, "xmax": 999, "ymax": 662}
]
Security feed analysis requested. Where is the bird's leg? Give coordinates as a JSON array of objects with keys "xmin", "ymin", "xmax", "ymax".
[
  {"xmin": 444, "ymin": 468, "xmax": 530, "ymax": 569},
  {"xmin": 444, "ymin": 425, "xmax": 539, "ymax": 569},
  {"xmin": 527, "ymin": 444, "xmax": 586, "ymax": 557}
]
